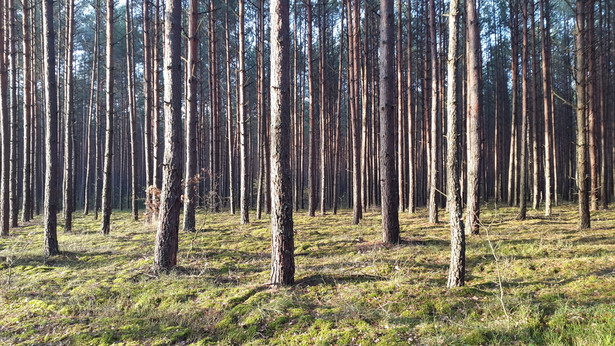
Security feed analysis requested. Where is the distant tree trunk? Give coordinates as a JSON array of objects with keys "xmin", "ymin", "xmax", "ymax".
[
  {"xmin": 319, "ymin": 0, "xmax": 327, "ymax": 216},
  {"xmin": 0, "ymin": 1, "xmax": 9, "ymax": 236},
  {"xmin": 396, "ymin": 0, "xmax": 404, "ymax": 212},
  {"xmin": 407, "ymin": 0, "xmax": 415, "ymax": 214},
  {"xmin": 43, "ymin": 0, "xmax": 60, "ymax": 255},
  {"xmin": 269, "ymin": 0, "xmax": 294, "ymax": 286},
  {"xmin": 126, "ymin": 0, "xmax": 139, "ymax": 221},
  {"xmin": 153, "ymin": 0, "xmax": 162, "ymax": 191},
  {"xmin": 101, "ymin": 0, "xmax": 114, "ymax": 235},
  {"xmin": 307, "ymin": 0, "xmax": 317, "ymax": 217},
  {"xmin": 446, "ymin": 0, "xmax": 465, "ymax": 288},
  {"xmin": 8, "ymin": 0, "xmax": 18, "ymax": 228},
  {"xmin": 84, "ymin": 0, "xmax": 100, "ymax": 216},
  {"xmin": 379, "ymin": 0, "xmax": 400, "ymax": 243},
  {"xmin": 507, "ymin": 0, "xmax": 519, "ymax": 207},
  {"xmin": 63, "ymin": 0, "xmax": 75, "ymax": 232},
  {"xmin": 540, "ymin": 0, "xmax": 553, "ymax": 216},
  {"xmin": 349, "ymin": 0, "xmax": 362, "ymax": 224},
  {"xmin": 530, "ymin": 0, "xmax": 540, "ymax": 210},
  {"xmin": 143, "ymin": 0, "xmax": 153, "ymax": 221},
  {"xmin": 255, "ymin": 0, "xmax": 265, "ymax": 219},
  {"xmin": 586, "ymin": 2, "xmax": 598, "ymax": 211},
  {"xmin": 239, "ymin": 0, "xmax": 249, "ymax": 224},
  {"xmin": 517, "ymin": 0, "xmax": 529, "ymax": 220},
  {"xmin": 466, "ymin": 0, "xmax": 481, "ymax": 232},
  {"xmin": 224, "ymin": 0, "xmax": 235, "ymax": 215},
  {"xmin": 575, "ymin": 0, "xmax": 590, "ymax": 229},
  {"xmin": 21, "ymin": 0, "xmax": 32, "ymax": 223},
  {"xmin": 153, "ymin": 0, "xmax": 182, "ymax": 271},
  {"xmin": 182, "ymin": 0, "xmax": 198, "ymax": 231},
  {"xmin": 332, "ymin": 3, "xmax": 344, "ymax": 215},
  {"xmin": 428, "ymin": 0, "xmax": 438, "ymax": 224}
]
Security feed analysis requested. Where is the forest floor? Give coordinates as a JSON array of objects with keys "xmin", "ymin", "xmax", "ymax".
[{"xmin": 0, "ymin": 203, "xmax": 614, "ymax": 345}]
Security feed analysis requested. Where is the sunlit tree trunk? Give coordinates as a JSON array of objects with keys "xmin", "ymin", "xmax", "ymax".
[
  {"xmin": 269, "ymin": 0, "xmax": 294, "ymax": 286},
  {"xmin": 126, "ymin": 0, "xmax": 139, "ymax": 221},
  {"xmin": 153, "ymin": 0, "xmax": 183, "ymax": 271},
  {"xmin": 101, "ymin": 0, "xmax": 114, "ymax": 235},
  {"xmin": 446, "ymin": 0, "xmax": 465, "ymax": 288},
  {"xmin": 517, "ymin": 0, "xmax": 529, "ymax": 220},
  {"xmin": 379, "ymin": 0, "xmax": 400, "ymax": 243},
  {"xmin": 575, "ymin": 0, "xmax": 590, "ymax": 229},
  {"xmin": 428, "ymin": 0, "xmax": 438, "ymax": 224},
  {"xmin": 63, "ymin": 0, "xmax": 75, "ymax": 232},
  {"xmin": 466, "ymin": 0, "xmax": 481, "ymax": 232},
  {"xmin": 239, "ymin": 0, "xmax": 249, "ymax": 224},
  {"xmin": 540, "ymin": 0, "xmax": 553, "ymax": 216}
]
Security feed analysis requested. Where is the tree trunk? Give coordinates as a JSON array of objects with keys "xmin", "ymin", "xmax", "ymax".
[
  {"xmin": 540, "ymin": 0, "xmax": 553, "ymax": 216},
  {"xmin": 428, "ymin": 0, "xmax": 438, "ymax": 224},
  {"xmin": 153, "ymin": 0, "xmax": 182, "ymax": 271},
  {"xmin": 0, "ymin": 1, "xmax": 9, "ymax": 236},
  {"xmin": 182, "ymin": 0, "xmax": 198, "ymax": 231},
  {"xmin": 446, "ymin": 0, "xmax": 465, "ymax": 288},
  {"xmin": 63, "ymin": 0, "xmax": 75, "ymax": 232},
  {"xmin": 8, "ymin": 0, "xmax": 18, "ymax": 228},
  {"xmin": 84, "ymin": 0, "xmax": 100, "ymax": 216},
  {"xmin": 517, "ymin": 0, "xmax": 529, "ymax": 220},
  {"xmin": 224, "ymin": 0, "xmax": 235, "ymax": 215},
  {"xmin": 575, "ymin": 0, "xmax": 590, "ymax": 229},
  {"xmin": 43, "ymin": 0, "xmax": 60, "ymax": 255},
  {"xmin": 269, "ymin": 0, "xmax": 294, "ymax": 286},
  {"xmin": 239, "ymin": 0, "xmax": 249, "ymax": 224},
  {"xmin": 21, "ymin": 0, "xmax": 32, "ymax": 223},
  {"xmin": 379, "ymin": 0, "xmax": 400, "ymax": 243},
  {"xmin": 126, "ymin": 0, "xmax": 139, "ymax": 221},
  {"xmin": 307, "ymin": 0, "xmax": 317, "ymax": 217},
  {"xmin": 407, "ymin": 0, "xmax": 415, "ymax": 214},
  {"xmin": 466, "ymin": 0, "xmax": 481, "ymax": 232},
  {"xmin": 101, "ymin": 0, "xmax": 114, "ymax": 235}
]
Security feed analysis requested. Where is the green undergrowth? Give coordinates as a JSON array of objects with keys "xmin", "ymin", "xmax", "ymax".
[{"xmin": 0, "ymin": 203, "xmax": 614, "ymax": 345}]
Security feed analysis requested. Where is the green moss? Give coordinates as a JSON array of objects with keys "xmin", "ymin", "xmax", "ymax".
[{"xmin": 0, "ymin": 206, "xmax": 614, "ymax": 344}]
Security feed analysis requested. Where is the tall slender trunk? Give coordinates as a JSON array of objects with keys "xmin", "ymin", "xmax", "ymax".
[
  {"xmin": 540, "ymin": 0, "xmax": 553, "ymax": 216},
  {"xmin": 84, "ymin": 0, "xmax": 100, "ymax": 216},
  {"xmin": 575, "ymin": 0, "xmax": 590, "ymax": 229},
  {"xmin": 269, "ymin": 0, "xmax": 294, "ymax": 286},
  {"xmin": 21, "ymin": 0, "xmax": 32, "ymax": 222},
  {"xmin": 307, "ymin": 0, "xmax": 317, "ymax": 217},
  {"xmin": 43, "ymin": 0, "xmax": 60, "ymax": 255},
  {"xmin": 407, "ymin": 0, "xmax": 414, "ymax": 214},
  {"xmin": 7, "ymin": 0, "xmax": 18, "ymax": 228},
  {"xmin": 224, "ymin": 0, "xmax": 235, "ymax": 215},
  {"xmin": 466, "ymin": 0, "xmax": 481, "ymax": 232},
  {"xmin": 63, "ymin": 0, "xmax": 75, "ymax": 232},
  {"xmin": 379, "ymin": 0, "xmax": 400, "ymax": 243},
  {"xmin": 428, "ymin": 0, "xmax": 438, "ymax": 224},
  {"xmin": 182, "ymin": 0, "xmax": 198, "ymax": 231},
  {"xmin": 530, "ymin": 0, "xmax": 540, "ymax": 210},
  {"xmin": 126, "ymin": 0, "xmax": 139, "ymax": 221},
  {"xmin": 351, "ymin": 0, "xmax": 362, "ymax": 224},
  {"xmin": 101, "ymin": 0, "xmax": 114, "ymax": 235},
  {"xmin": 517, "ymin": 0, "xmax": 529, "ymax": 220},
  {"xmin": 507, "ymin": 0, "xmax": 519, "ymax": 207},
  {"xmin": 446, "ymin": 0, "xmax": 464, "ymax": 288},
  {"xmin": 319, "ymin": 0, "xmax": 327, "ymax": 215},
  {"xmin": 0, "ymin": 1, "xmax": 9, "ymax": 236},
  {"xmin": 239, "ymin": 0, "xmax": 249, "ymax": 224}
]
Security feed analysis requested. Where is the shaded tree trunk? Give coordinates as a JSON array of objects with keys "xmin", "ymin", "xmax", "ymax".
[
  {"xmin": 43, "ymin": 0, "xmax": 60, "ymax": 255},
  {"xmin": 63, "ymin": 0, "xmax": 75, "ymax": 232}
]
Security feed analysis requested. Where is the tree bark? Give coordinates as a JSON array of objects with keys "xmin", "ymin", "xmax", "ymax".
[
  {"xmin": 378, "ymin": 0, "xmax": 400, "ymax": 243},
  {"xmin": 153, "ymin": 0, "xmax": 183, "ymax": 271},
  {"xmin": 224, "ymin": 0, "xmax": 235, "ymax": 215},
  {"xmin": 43, "ymin": 0, "xmax": 60, "ymax": 255},
  {"xmin": 182, "ymin": 0, "xmax": 198, "ymax": 231},
  {"xmin": 466, "ymin": 0, "xmax": 481, "ymax": 232},
  {"xmin": 575, "ymin": 0, "xmax": 590, "ymax": 229},
  {"xmin": 540, "ymin": 0, "xmax": 553, "ymax": 216},
  {"xmin": 446, "ymin": 0, "xmax": 465, "ymax": 288},
  {"xmin": 63, "ymin": 0, "xmax": 75, "ymax": 232},
  {"xmin": 21, "ymin": 0, "xmax": 32, "ymax": 222},
  {"xmin": 101, "ymin": 0, "xmax": 114, "ymax": 235},
  {"xmin": 517, "ymin": 0, "xmax": 529, "ymax": 220},
  {"xmin": 126, "ymin": 0, "xmax": 139, "ymax": 221},
  {"xmin": 269, "ymin": 0, "xmax": 294, "ymax": 286},
  {"xmin": 239, "ymin": 0, "xmax": 249, "ymax": 224},
  {"xmin": 428, "ymin": 0, "xmax": 438, "ymax": 224}
]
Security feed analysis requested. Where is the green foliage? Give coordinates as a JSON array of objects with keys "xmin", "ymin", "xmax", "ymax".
[{"xmin": 0, "ymin": 204, "xmax": 614, "ymax": 344}]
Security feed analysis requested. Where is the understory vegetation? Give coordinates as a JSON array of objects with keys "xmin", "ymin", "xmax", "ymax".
[{"xmin": 1, "ymin": 203, "xmax": 614, "ymax": 345}]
